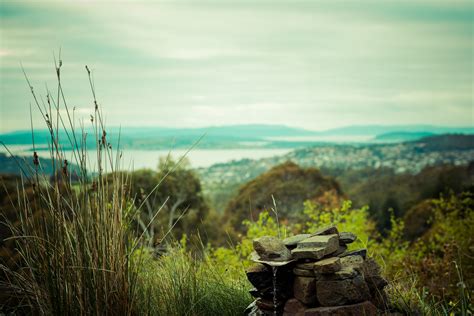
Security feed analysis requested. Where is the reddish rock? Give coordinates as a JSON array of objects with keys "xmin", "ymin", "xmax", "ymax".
[
  {"xmin": 293, "ymin": 276, "xmax": 317, "ymax": 306},
  {"xmin": 284, "ymin": 298, "xmax": 307, "ymax": 316},
  {"xmin": 304, "ymin": 301, "xmax": 377, "ymax": 315}
]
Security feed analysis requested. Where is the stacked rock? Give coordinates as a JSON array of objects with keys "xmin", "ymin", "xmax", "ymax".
[{"xmin": 244, "ymin": 226, "xmax": 388, "ymax": 316}]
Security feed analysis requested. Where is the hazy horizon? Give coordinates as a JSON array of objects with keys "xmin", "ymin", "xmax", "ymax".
[{"xmin": 1, "ymin": 1, "xmax": 473, "ymax": 133}]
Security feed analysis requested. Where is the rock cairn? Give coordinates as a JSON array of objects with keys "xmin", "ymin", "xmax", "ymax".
[{"xmin": 244, "ymin": 226, "xmax": 388, "ymax": 316}]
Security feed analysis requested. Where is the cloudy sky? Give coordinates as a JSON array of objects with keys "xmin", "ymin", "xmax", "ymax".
[{"xmin": 0, "ymin": 0, "xmax": 472, "ymax": 133}]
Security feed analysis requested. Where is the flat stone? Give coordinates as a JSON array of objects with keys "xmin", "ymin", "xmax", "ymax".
[
  {"xmin": 316, "ymin": 274, "xmax": 371, "ymax": 306},
  {"xmin": 254, "ymin": 236, "xmax": 292, "ymax": 262},
  {"xmin": 304, "ymin": 301, "xmax": 377, "ymax": 316},
  {"xmin": 293, "ymin": 268, "xmax": 315, "ymax": 277},
  {"xmin": 340, "ymin": 255, "xmax": 364, "ymax": 269},
  {"xmin": 318, "ymin": 267, "xmax": 359, "ymax": 281},
  {"xmin": 293, "ymin": 276, "xmax": 317, "ymax": 306},
  {"xmin": 339, "ymin": 232, "xmax": 357, "ymax": 244},
  {"xmin": 297, "ymin": 234, "xmax": 339, "ymax": 249},
  {"xmin": 291, "ymin": 247, "xmax": 326, "ymax": 260},
  {"xmin": 296, "ymin": 262, "xmax": 316, "ymax": 270},
  {"xmin": 284, "ymin": 298, "xmax": 307, "ymax": 315},
  {"xmin": 311, "ymin": 225, "xmax": 339, "ymax": 236},
  {"xmin": 339, "ymin": 248, "xmax": 367, "ymax": 259},
  {"xmin": 314, "ymin": 257, "xmax": 341, "ymax": 274},
  {"xmin": 283, "ymin": 234, "xmax": 311, "ymax": 247},
  {"xmin": 250, "ymin": 251, "xmax": 295, "ymax": 267}
]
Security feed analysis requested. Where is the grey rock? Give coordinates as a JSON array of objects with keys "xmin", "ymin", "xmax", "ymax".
[
  {"xmin": 295, "ymin": 262, "xmax": 316, "ymax": 270},
  {"xmin": 294, "ymin": 276, "xmax": 317, "ymax": 306},
  {"xmin": 316, "ymin": 274, "xmax": 371, "ymax": 306},
  {"xmin": 339, "ymin": 248, "xmax": 367, "ymax": 259},
  {"xmin": 340, "ymin": 255, "xmax": 364, "ymax": 270},
  {"xmin": 291, "ymin": 247, "xmax": 326, "ymax": 260},
  {"xmin": 293, "ymin": 267, "xmax": 316, "ymax": 277},
  {"xmin": 297, "ymin": 234, "xmax": 339, "ymax": 249},
  {"xmin": 292, "ymin": 234, "xmax": 339, "ymax": 260},
  {"xmin": 253, "ymin": 236, "xmax": 292, "ymax": 262},
  {"xmin": 283, "ymin": 234, "xmax": 311, "ymax": 248},
  {"xmin": 311, "ymin": 225, "xmax": 339, "ymax": 236},
  {"xmin": 339, "ymin": 232, "xmax": 357, "ymax": 244},
  {"xmin": 313, "ymin": 257, "xmax": 341, "ymax": 274}
]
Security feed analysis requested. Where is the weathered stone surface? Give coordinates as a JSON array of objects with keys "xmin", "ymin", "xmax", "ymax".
[
  {"xmin": 292, "ymin": 235, "xmax": 339, "ymax": 260},
  {"xmin": 296, "ymin": 262, "xmax": 316, "ymax": 270},
  {"xmin": 332, "ymin": 244, "xmax": 347, "ymax": 257},
  {"xmin": 316, "ymin": 274, "xmax": 371, "ymax": 306},
  {"xmin": 362, "ymin": 258, "xmax": 388, "ymax": 291},
  {"xmin": 297, "ymin": 234, "xmax": 339, "ymax": 249},
  {"xmin": 292, "ymin": 247, "xmax": 326, "ymax": 260},
  {"xmin": 339, "ymin": 232, "xmax": 357, "ymax": 244},
  {"xmin": 246, "ymin": 263, "xmax": 272, "ymax": 289},
  {"xmin": 284, "ymin": 234, "xmax": 311, "ymax": 248},
  {"xmin": 294, "ymin": 276, "xmax": 317, "ymax": 306},
  {"xmin": 293, "ymin": 268, "xmax": 315, "ymax": 277},
  {"xmin": 314, "ymin": 257, "xmax": 341, "ymax": 274},
  {"xmin": 318, "ymin": 267, "xmax": 358, "ymax": 281},
  {"xmin": 304, "ymin": 301, "xmax": 377, "ymax": 316},
  {"xmin": 339, "ymin": 248, "xmax": 367, "ymax": 259},
  {"xmin": 284, "ymin": 298, "xmax": 307, "ymax": 316},
  {"xmin": 340, "ymin": 255, "xmax": 364, "ymax": 269},
  {"xmin": 311, "ymin": 225, "xmax": 339, "ymax": 236},
  {"xmin": 254, "ymin": 236, "xmax": 292, "ymax": 262}
]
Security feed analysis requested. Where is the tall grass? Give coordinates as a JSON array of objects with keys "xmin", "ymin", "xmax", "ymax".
[
  {"xmin": 135, "ymin": 245, "xmax": 251, "ymax": 316},
  {"xmin": 0, "ymin": 57, "xmax": 252, "ymax": 315},
  {"xmin": 1, "ymin": 57, "xmax": 139, "ymax": 314}
]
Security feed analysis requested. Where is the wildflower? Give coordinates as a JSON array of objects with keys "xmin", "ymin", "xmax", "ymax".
[
  {"xmin": 62, "ymin": 159, "xmax": 68, "ymax": 177},
  {"xmin": 101, "ymin": 130, "xmax": 107, "ymax": 147},
  {"xmin": 33, "ymin": 151, "xmax": 39, "ymax": 166}
]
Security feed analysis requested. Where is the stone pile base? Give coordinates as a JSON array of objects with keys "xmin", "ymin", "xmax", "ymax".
[{"xmin": 245, "ymin": 226, "xmax": 389, "ymax": 316}]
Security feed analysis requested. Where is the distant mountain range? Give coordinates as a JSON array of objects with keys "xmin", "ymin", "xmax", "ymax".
[{"xmin": 1, "ymin": 124, "xmax": 473, "ymax": 150}]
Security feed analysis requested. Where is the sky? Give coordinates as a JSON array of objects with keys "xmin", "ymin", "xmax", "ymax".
[{"xmin": 0, "ymin": 0, "xmax": 472, "ymax": 133}]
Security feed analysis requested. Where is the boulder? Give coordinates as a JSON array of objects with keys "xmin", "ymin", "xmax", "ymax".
[
  {"xmin": 284, "ymin": 234, "xmax": 311, "ymax": 248},
  {"xmin": 316, "ymin": 274, "xmax": 371, "ymax": 306},
  {"xmin": 293, "ymin": 276, "xmax": 317, "ymax": 306},
  {"xmin": 304, "ymin": 301, "xmax": 377, "ymax": 316},
  {"xmin": 339, "ymin": 232, "xmax": 357, "ymax": 245},
  {"xmin": 340, "ymin": 255, "xmax": 364, "ymax": 269},
  {"xmin": 254, "ymin": 236, "xmax": 292, "ymax": 262},
  {"xmin": 313, "ymin": 257, "xmax": 341, "ymax": 274}
]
